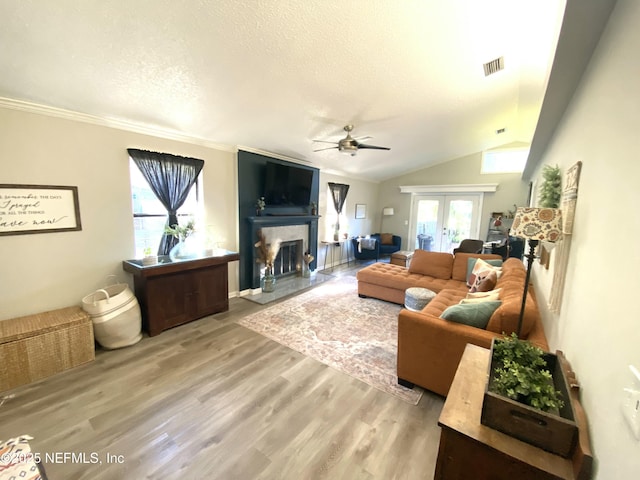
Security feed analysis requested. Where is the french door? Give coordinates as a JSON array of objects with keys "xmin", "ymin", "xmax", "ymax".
[{"xmin": 409, "ymin": 194, "xmax": 482, "ymax": 253}]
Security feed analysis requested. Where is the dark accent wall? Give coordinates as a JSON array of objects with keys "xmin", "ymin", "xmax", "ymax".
[{"xmin": 238, "ymin": 150, "xmax": 320, "ymax": 291}]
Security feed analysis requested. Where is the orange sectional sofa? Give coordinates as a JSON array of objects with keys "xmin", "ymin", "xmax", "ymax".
[{"xmin": 356, "ymin": 250, "xmax": 549, "ymax": 396}]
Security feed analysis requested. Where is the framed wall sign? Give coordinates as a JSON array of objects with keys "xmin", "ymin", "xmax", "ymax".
[
  {"xmin": 355, "ymin": 204, "xmax": 366, "ymax": 219},
  {"xmin": 0, "ymin": 184, "xmax": 82, "ymax": 236}
]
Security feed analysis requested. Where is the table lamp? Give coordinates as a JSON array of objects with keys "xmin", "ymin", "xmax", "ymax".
[{"xmin": 510, "ymin": 207, "xmax": 562, "ymax": 337}]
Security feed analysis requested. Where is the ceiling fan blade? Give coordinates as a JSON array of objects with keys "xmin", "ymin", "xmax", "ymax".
[
  {"xmin": 313, "ymin": 146, "xmax": 339, "ymax": 152},
  {"xmin": 357, "ymin": 143, "xmax": 391, "ymax": 151},
  {"xmin": 353, "ymin": 135, "xmax": 372, "ymax": 142},
  {"xmin": 312, "ymin": 140, "xmax": 339, "ymax": 145}
]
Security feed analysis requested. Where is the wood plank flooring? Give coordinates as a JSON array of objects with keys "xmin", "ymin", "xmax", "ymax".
[{"xmin": 0, "ymin": 263, "xmax": 445, "ymax": 479}]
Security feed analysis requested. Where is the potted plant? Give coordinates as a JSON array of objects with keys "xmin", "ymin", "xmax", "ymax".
[
  {"xmin": 310, "ymin": 201, "xmax": 317, "ymax": 216},
  {"xmin": 142, "ymin": 246, "xmax": 158, "ymax": 266},
  {"xmin": 254, "ymin": 229, "xmax": 281, "ymax": 292},
  {"xmin": 165, "ymin": 220, "xmax": 197, "ymax": 260},
  {"xmin": 481, "ymin": 333, "xmax": 578, "ymax": 457}
]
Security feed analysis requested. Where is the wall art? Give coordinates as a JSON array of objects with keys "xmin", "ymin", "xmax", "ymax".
[{"xmin": 0, "ymin": 184, "xmax": 82, "ymax": 236}]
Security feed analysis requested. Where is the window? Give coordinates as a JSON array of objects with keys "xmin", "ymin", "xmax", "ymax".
[
  {"xmin": 481, "ymin": 148, "xmax": 529, "ymax": 174},
  {"xmin": 325, "ymin": 185, "xmax": 349, "ymax": 238},
  {"xmin": 130, "ymin": 159, "xmax": 200, "ymax": 257}
]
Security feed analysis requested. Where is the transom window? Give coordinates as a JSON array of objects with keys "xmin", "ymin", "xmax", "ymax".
[{"xmin": 481, "ymin": 148, "xmax": 529, "ymax": 174}]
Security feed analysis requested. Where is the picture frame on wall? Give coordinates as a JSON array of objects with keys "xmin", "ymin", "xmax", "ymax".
[
  {"xmin": 0, "ymin": 184, "xmax": 82, "ymax": 236},
  {"xmin": 355, "ymin": 204, "xmax": 366, "ymax": 219}
]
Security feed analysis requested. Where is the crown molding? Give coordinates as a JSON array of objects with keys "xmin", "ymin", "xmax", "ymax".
[
  {"xmin": 0, "ymin": 96, "xmax": 236, "ymax": 152},
  {"xmin": 237, "ymin": 145, "xmax": 313, "ymax": 166},
  {"xmin": 399, "ymin": 184, "xmax": 498, "ymax": 194}
]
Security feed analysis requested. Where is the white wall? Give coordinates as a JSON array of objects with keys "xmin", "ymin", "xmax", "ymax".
[
  {"xmin": 378, "ymin": 150, "xmax": 530, "ymax": 250},
  {"xmin": 0, "ymin": 107, "xmax": 238, "ymax": 321},
  {"xmin": 530, "ymin": 1, "xmax": 640, "ymax": 477}
]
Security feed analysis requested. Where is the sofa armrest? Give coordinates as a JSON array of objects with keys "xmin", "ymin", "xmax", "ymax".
[{"xmin": 397, "ymin": 309, "xmax": 501, "ymax": 396}]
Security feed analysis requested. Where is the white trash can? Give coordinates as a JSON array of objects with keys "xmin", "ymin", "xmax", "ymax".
[{"xmin": 82, "ymin": 282, "xmax": 142, "ymax": 349}]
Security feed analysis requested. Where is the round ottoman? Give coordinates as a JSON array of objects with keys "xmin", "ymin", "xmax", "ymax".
[{"xmin": 404, "ymin": 287, "xmax": 436, "ymax": 312}]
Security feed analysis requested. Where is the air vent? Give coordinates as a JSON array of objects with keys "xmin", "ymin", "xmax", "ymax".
[
  {"xmin": 496, "ymin": 127, "xmax": 506, "ymax": 134},
  {"xmin": 483, "ymin": 56, "xmax": 505, "ymax": 76}
]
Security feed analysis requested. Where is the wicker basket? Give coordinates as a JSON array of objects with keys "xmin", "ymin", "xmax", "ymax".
[
  {"xmin": 0, "ymin": 306, "xmax": 95, "ymax": 392},
  {"xmin": 82, "ymin": 283, "xmax": 142, "ymax": 349}
]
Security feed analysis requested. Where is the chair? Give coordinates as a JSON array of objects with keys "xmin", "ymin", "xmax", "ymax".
[
  {"xmin": 453, "ymin": 239, "xmax": 484, "ymax": 254},
  {"xmin": 490, "ymin": 238, "xmax": 509, "ymax": 260},
  {"xmin": 372, "ymin": 233, "xmax": 402, "ymax": 256},
  {"xmin": 490, "ymin": 236, "xmax": 525, "ymax": 261},
  {"xmin": 507, "ymin": 237, "xmax": 524, "ymax": 260},
  {"xmin": 352, "ymin": 237, "xmax": 379, "ymax": 261}
]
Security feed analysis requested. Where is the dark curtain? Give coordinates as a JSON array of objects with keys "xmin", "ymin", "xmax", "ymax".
[
  {"xmin": 128, "ymin": 149, "xmax": 204, "ymax": 255},
  {"xmin": 328, "ymin": 182, "xmax": 350, "ymax": 231}
]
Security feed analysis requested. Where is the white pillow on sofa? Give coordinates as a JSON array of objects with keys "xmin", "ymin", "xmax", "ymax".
[{"xmin": 459, "ymin": 290, "xmax": 501, "ymax": 304}]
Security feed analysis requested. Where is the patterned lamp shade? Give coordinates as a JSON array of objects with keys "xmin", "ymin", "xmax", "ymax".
[{"xmin": 511, "ymin": 207, "xmax": 563, "ymax": 242}]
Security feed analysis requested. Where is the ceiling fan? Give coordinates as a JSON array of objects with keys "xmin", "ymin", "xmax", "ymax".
[{"xmin": 313, "ymin": 124, "xmax": 391, "ymax": 156}]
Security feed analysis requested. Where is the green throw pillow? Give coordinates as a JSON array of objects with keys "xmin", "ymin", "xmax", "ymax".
[{"xmin": 440, "ymin": 301, "xmax": 502, "ymax": 329}]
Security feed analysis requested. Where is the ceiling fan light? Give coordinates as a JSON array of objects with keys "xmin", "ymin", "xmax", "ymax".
[{"xmin": 339, "ymin": 144, "xmax": 358, "ymax": 156}]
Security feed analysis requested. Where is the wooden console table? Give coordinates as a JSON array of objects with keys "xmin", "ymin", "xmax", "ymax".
[
  {"xmin": 123, "ymin": 251, "xmax": 239, "ymax": 336},
  {"xmin": 434, "ymin": 344, "xmax": 592, "ymax": 480}
]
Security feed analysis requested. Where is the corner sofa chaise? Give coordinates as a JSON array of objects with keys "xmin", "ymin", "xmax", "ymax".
[{"xmin": 356, "ymin": 249, "xmax": 548, "ymax": 396}]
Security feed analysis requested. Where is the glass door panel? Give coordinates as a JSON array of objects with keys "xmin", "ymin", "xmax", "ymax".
[
  {"xmin": 442, "ymin": 197, "xmax": 478, "ymax": 252},
  {"xmin": 412, "ymin": 196, "xmax": 444, "ymax": 251},
  {"xmin": 410, "ymin": 194, "xmax": 481, "ymax": 253}
]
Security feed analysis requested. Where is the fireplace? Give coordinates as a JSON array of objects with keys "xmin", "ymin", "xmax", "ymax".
[
  {"xmin": 273, "ymin": 239, "xmax": 303, "ymax": 278},
  {"xmin": 245, "ymin": 215, "xmax": 319, "ymax": 290}
]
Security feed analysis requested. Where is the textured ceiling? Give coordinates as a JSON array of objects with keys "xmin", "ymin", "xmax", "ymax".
[{"xmin": 0, "ymin": 0, "xmax": 565, "ymax": 181}]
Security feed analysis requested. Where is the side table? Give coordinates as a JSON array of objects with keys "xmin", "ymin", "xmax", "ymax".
[
  {"xmin": 320, "ymin": 239, "xmax": 353, "ymax": 271},
  {"xmin": 122, "ymin": 251, "xmax": 239, "ymax": 336},
  {"xmin": 390, "ymin": 250, "xmax": 414, "ymax": 267}
]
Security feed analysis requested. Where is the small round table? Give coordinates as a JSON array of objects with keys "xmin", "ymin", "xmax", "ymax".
[{"xmin": 404, "ymin": 287, "xmax": 436, "ymax": 312}]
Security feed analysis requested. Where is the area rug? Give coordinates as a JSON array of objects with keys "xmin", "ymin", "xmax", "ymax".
[{"xmin": 237, "ymin": 276, "xmax": 423, "ymax": 404}]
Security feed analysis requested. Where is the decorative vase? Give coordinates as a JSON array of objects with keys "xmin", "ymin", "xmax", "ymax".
[
  {"xmin": 333, "ymin": 231, "xmax": 339, "ymax": 241},
  {"xmin": 169, "ymin": 238, "xmax": 198, "ymax": 261},
  {"xmin": 256, "ymin": 208, "xmax": 262, "ymax": 216},
  {"xmin": 302, "ymin": 263, "xmax": 311, "ymax": 278},
  {"xmin": 261, "ymin": 266, "xmax": 276, "ymax": 292}
]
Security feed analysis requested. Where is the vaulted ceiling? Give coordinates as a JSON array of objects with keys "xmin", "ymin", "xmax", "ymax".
[{"xmin": 0, "ymin": 1, "xmax": 566, "ymax": 181}]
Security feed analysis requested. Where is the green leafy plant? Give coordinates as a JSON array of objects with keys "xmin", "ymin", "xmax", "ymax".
[
  {"xmin": 164, "ymin": 220, "xmax": 196, "ymax": 242},
  {"xmin": 256, "ymin": 196, "xmax": 266, "ymax": 211},
  {"xmin": 539, "ymin": 164, "xmax": 561, "ymax": 208},
  {"xmin": 491, "ymin": 333, "xmax": 564, "ymax": 412}
]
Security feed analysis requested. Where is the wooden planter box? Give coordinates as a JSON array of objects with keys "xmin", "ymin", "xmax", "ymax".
[{"xmin": 481, "ymin": 345, "xmax": 579, "ymax": 458}]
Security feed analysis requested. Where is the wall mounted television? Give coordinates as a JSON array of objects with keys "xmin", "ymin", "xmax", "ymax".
[{"xmin": 263, "ymin": 161, "xmax": 313, "ymax": 207}]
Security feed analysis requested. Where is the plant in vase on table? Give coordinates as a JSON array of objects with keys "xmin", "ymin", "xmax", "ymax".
[
  {"xmin": 165, "ymin": 220, "xmax": 198, "ymax": 260},
  {"xmin": 255, "ymin": 229, "xmax": 281, "ymax": 292},
  {"xmin": 142, "ymin": 246, "xmax": 158, "ymax": 266}
]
